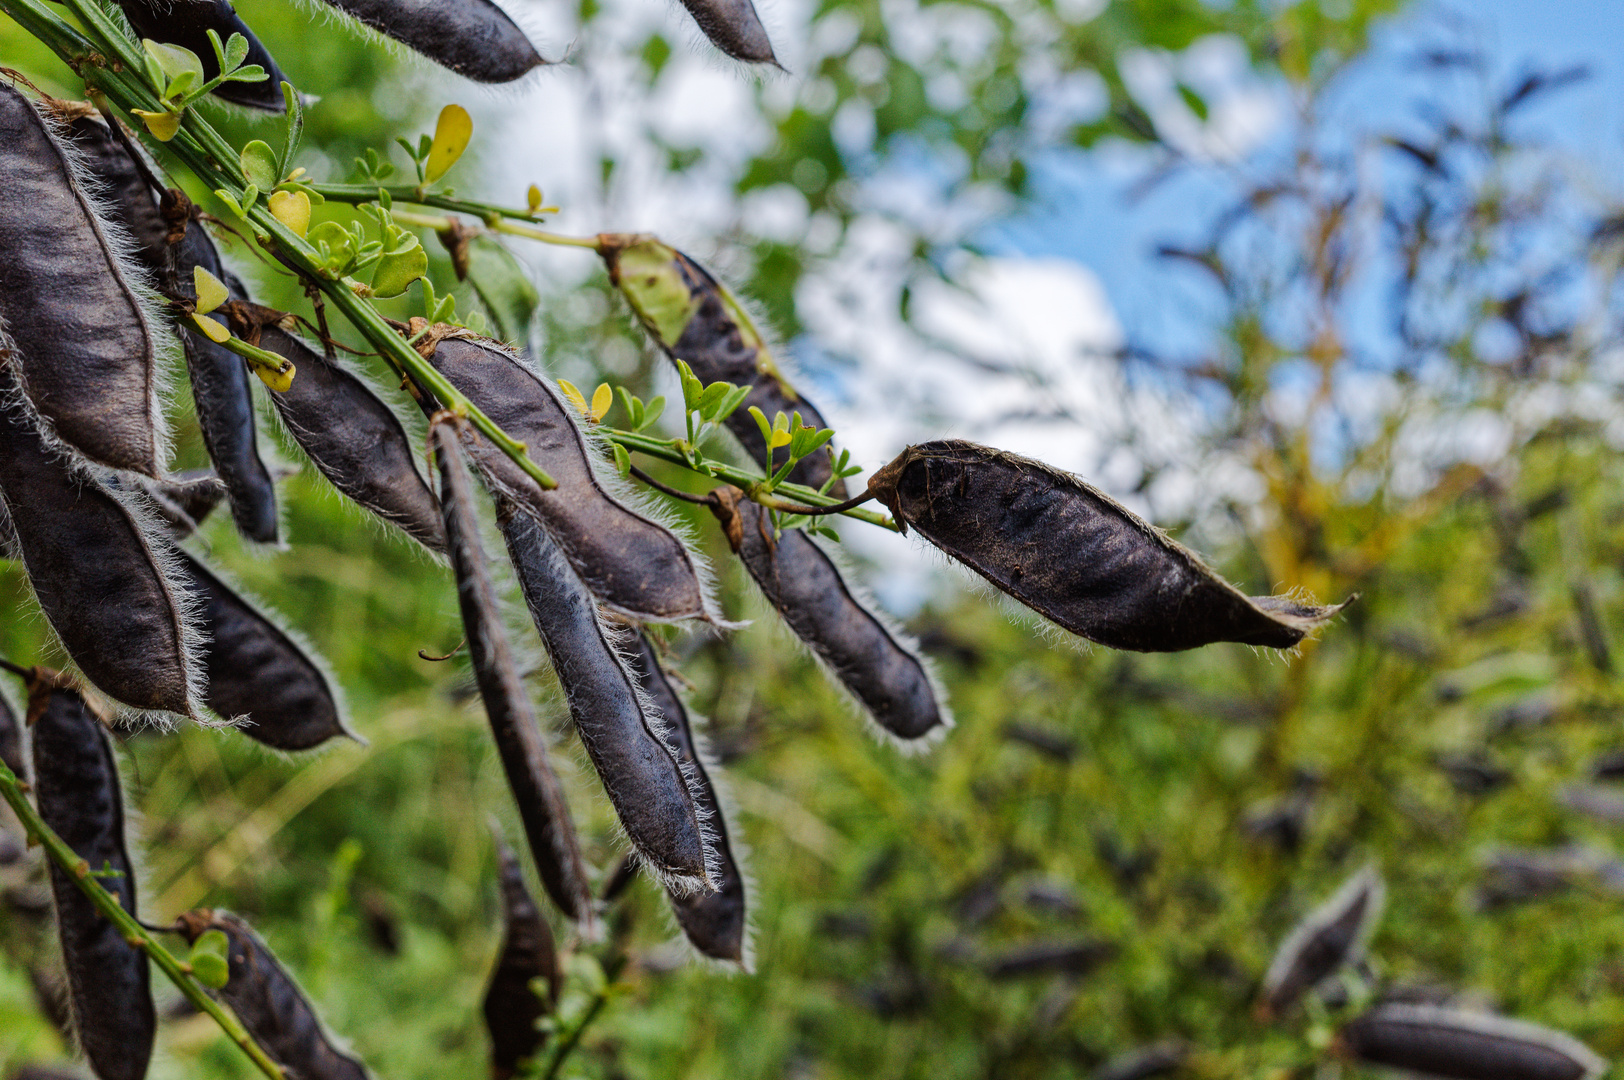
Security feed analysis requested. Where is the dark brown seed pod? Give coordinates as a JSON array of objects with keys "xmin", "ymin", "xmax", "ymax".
[
  {"xmin": 422, "ymin": 332, "xmax": 710, "ymax": 622},
  {"xmin": 114, "ymin": 1, "xmax": 292, "ymax": 112},
  {"xmin": 1340, "ymin": 1003, "xmax": 1605, "ymax": 1080},
  {"xmin": 313, "ymin": 0, "xmax": 546, "ymax": 82},
  {"xmin": 1260, "ymin": 864, "xmax": 1383, "ymax": 1018},
  {"xmin": 0, "ymin": 684, "xmax": 24, "ymax": 780},
  {"xmin": 140, "ymin": 470, "xmax": 229, "ymax": 539},
  {"xmin": 710, "ymin": 489, "xmax": 945, "ymax": 741},
  {"xmin": 58, "ymin": 112, "xmax": 169, "ymax": 273},
  {"xmin": 432, "ymin": 422, "xmax": 594, "ymax": 927},
  {"xmin": 676, "ymin": 0, "xmax": 777, "ymax": 64},
  {"xmin": 0, "ymin": 375, "xmax": 201, "ymax": 718},
  {"xmin": 600, "ymin": 235, "xmax": 843, "ymax": 495},
  {"xmin": 261, "ymin": 325, "xmax": 446, "ymax": 553},
  {"xmin": 627, "ymin": 633, "xmax": 749, "ymax": 966},
  {"xmin": 868, "ymin": 440, "xmax": 1349, "ymax": 651},
  {"xmin": 484, "ymin": 829, "xmax": 559, "ymax": 1080},
  {"xmin": 28, "ymin": 674, "xmax": 155, "ymax": 1080},
  {"xmin": 176, "ymin": 551, "xmax": 350, "ymax": 751},
  {"xmin": 0, "ymin": 85, "xmax": 165, "ymax": 476},
  {"xmin": 498, "ymin": 503, "xmax": 713, "ymax": 891},
  {"xmin": 176, "ymin": 909, "xmax": 367, "ymax": 1080}
]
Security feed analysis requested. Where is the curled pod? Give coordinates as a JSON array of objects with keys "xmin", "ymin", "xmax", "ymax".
[
  {"xmin": 868, "ymin": 440, "xmax": 1349, "ymax": 651},
  {"xmin": 710, "ymin": 489, "xmax": 945, "ymax": 741},
  {"xmin": 259, "ymin": 325, "xmax": 445, "ymax": 552},
  {"xmin": 1340, "ymin": 1004, "xmax": 1605, "ymax": 1080},
  {"xmin": 176, "ymin": 551, "xmax": 349, "ymax": 751},
  {"xmin": 627, "ymin": 633, "xmax": 749, "ymax": 966},
  {"xmin": 1260, "ymin": 864, "xmax": 1384, "ymax": 1017},
  {"xmin": 114, "ymin": 2, "xmax": 292, "ymax": 112},
  {"xmin": 675, "ymin": 0, "xmax": 776, "ymax": 64},
  {"xmin": 176, "ymin": 909, "xmax": 367, "ymax": 1080},
  {"xmin": 312, "ymin": 0, "xmax": 546, "ymax": 82},
  {"xmin": 432, "ymin": 422, "xmax": 594, "ymax": 927},
  {"xmin": 0, "ymin": 376, "xmax": 201, "ymax": 718},
  {"xmin": 0, "ymin": 84, "xmax": 165, "ymax": 476},
  {"xmin": 28, "ymin": 674, "xmax": 155, "ymax": 1080},
  {"xmin": 498, "ymin": 501, "xmax": 712, "ymax": 891},
  {"xmin": 141, "ymin": 470, "xmax": 228, "ymax": 539},
  {"xmin": 601, "ymin": 235, "xmax": 842, "ymax": 495},
  {"xmin": 422, "ymin": 332, "xmax": 709, "ymax": 622},
  {"xmin": 0, "ymin": 684, "xmax": 24, "ymax": 780},
  {"xmin": 484, "ymin": 829, "xmax": 560, "ymax": 1080}
]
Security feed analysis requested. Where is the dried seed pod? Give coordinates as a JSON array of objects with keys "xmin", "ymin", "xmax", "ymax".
[
  {"xmin": 0, "ymin": 85, "xmax": 165, "ymax": 476},
  {"xmin": 432, "ymin": 423, "xmax": 593, "ymax": 926},
  {"xmin": 28, "ymin": 675, "xmax": 155, "ymax": 1080},
  {"xmin": 141, "ymin": 470, "xmax": 228, "ymax": 539},
  {"xmin": 0, "ymin": 685, "xmax": 24, "ymax": 780},
  {"xmin": 675, "ymin": 0, "xmax": 776, "ymax": 64},
  {"xmin": 1340, "ymin": 1004, "xmax": 1605, "ymax": 1080},
  {"xmin": 498, "ymin": 504, "xmax": 712, "ymax": 890},
  {"xmin": 261, "ymin": 325, "xmax": 445, "ymax": 552},
  {"xmin": 1260, "ymin": 864, "xmax": 1383, "ymax": 1017},
  {"xmin": 176, "ymin": 909, "xmax": 367, "ymax": 1080},
  {"xmin": 868, "ymin": 440, "xmax": 1348, "ymax": 651},
  {"xmin": 627, "ymin": 633, "xmax": 749, "ymax": 965},
  {"xmin": 176, "ymin": 551, "xmax": 349, "ymax": 750},
  {"xmin": 423, "ymin": 333, "xmax": 709, "ymax": 621},
  {"xmin": 710, "ymin": 489, "xmax": 945, "ymax": 741},
  {"xmin": 58, "ymin": 112, "xmax": 168, "ymax": 272},
  {"xmin": 484, "ymin": 829, "xmax": 559, "ymax": 1080},
  {"xmin": 114, "ymin": 1, "xmax": 292, "ymax": 111},
  {"xmin": 313, "ymin": 0, "xmax": 546, "ymax": 82},
  {"xmin": 0, "ymin": 377, "xmax": 200, "ymax": 718},
  {"xmin": 601, "ymin": 235, "xmax": 842, "ymax": 495}
]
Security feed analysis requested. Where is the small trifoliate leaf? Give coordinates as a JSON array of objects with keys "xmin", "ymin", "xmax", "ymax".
[{"xmin": 188, "ymin": 930, "xmax": 231, "ymax": 990}]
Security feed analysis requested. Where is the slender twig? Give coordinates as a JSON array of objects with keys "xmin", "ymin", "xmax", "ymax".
[
  {"xmin": 627, "ymin": 465, "xmax": 716, "ymax": 506},
  {"xmin": 763, "ymin": 488, "xmax": 877, "ymax": 515}
]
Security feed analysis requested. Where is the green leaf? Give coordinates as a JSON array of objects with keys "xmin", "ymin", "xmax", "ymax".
[
  {"xmin": 616, "ymin": 387, "xmax": 644, "ymax": 429},
  {"xmin": 612, "ymin": 443, "xmax": 632, "ymax": 477},
  {"xmin": 239, "ymin": 140, "xmax": 278, "ymax": 192},
  {"xmin": 371, "ymin": 238, "xmax": 428, "ymax": 298},
  {"xmin": 697, "ymin": 381, "xmax": 732, "ymax": 420},
  {"xmin": 189, "ymin": 930, "xmax": 231, "ymax": 990},
  {"xmin": 224, "ymin": 31, "xmax": 250, "ymax": 72},
  {"xmin": 143, "ymin": 39, "xmax": 204, "ymax": 87},
  {"xmin": 677, "ymin": 359, "xmax": 703, "ymax": 412},
  {"xmin": 225, "ymin": 63, "xmax": 267, "ymax": 84},
  {"xmin": 747, "ymin": 405, "xmax": 774, "ymax": 449},
  {"xmin": 466, "ymin": 237, "xmax": 538, "ymax": 344},
  {"xmin": 716, "ymin": 384, "xmax": 751, "ymax": 422},
  {"xmin": 213, "ymin": 189, "xmax": 245, "ymax": 218},
  {"xmin": 640, "ymin": 396, "xmax": 666, "ymax": 431},
  {"xmin": 282, "ymin": 82, "xmax": 303, "ymax": 172}
]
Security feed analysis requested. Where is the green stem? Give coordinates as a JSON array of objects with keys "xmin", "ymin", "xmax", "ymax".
[
  {"xmin": 310, "ymin": 182, "xmax": 564, "ymax": 228},
  {"xmin": 0, "ymin": 757, "xmax": 285, "ymax": 1080},
  {"xmin": 323, "ymin": 194, "xmax": 599, "ymax": 250},
  {"xmin": 540, "ymin": 985, "xmax": 611, "ymax": 1080}
]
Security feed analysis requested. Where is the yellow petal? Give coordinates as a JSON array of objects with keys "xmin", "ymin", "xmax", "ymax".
[
  {"xmin": 589, "ymin": 383, "xmax": 613, "ymax": 423},
  {"xmin": 133, "ymin": 109, "xmax": 181, "ymax": 142},
  {"xmin": 527, "ymin": 184, "xmax": 543, "ymax": 213},
  {"xmin": 424, "ymin": 104, "xmax": 472, "ymax": 184},
  {"xmin": 254, "ymin": 359, "xmax": 296, "ymax": 393},
  {"xmin": 557, "ymin": 379, "xmax": 587, "ymax": 417},
  {"xmin": 192, "ymin": 266, "xmax": 229, "ymax": 314},
  {"xmin": 268, "ymin": 189, "xmax": 311, "ymax": 238},
  {"xmin": 191, "ymin": 314, "xmax": 230, "ymax": 344}
]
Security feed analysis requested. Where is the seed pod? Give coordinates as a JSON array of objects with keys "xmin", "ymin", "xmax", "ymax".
[
  {"xmin": 1261, "ymin": 864, "xmax": 1383, "ymax": 1017},
  {"xmin": 422, "ymin": 332, "xmax": 709, "ymax": 621},
  {"xmin": 176, "ymin": 909, "xmax": 367, "ymax": 1080},
  {"xmin": 57, "ymin": 111, "xmax": 168, "ymax": 272},
  {"xmin": 0, "ymin": 85, "xmax": 165, "ymax": 476},
  {"xmin": 984, "ymin": 939, "xmax": 1117, "ymax": 980},
  {"xmin": 498, "ymin": 503, "xmax": 712, "ymax": 890},
  {"xmin": 313, "ymin": 0, "xmax": 546, "ymax": 82},
  {"xmin": 0, "ymin": 377, "xmax": 201, "ymax": 718},
  {"xmin": 141, "ymin": 470, "xmax": 229, "ymax": 539},
  {"xmin": 627, "ymin": 633, "xmax": 749, "ymax": 965},
  {"xmin": 28, "ymin": 674, "xmax": 155, "ymax": 1080},
  {"xmin": 432, "ymin": 422, "xmax": 593, "ymax": 926},
  {"xmin": 1340, "ymin": 1004, "xmax": 1605, "ymax": 1080},
  {"xmin": 114, "ymin": 1, "xmax": 292, "ymax": 111},
  {"xmin": 261, "ymin": 325, "xmax": 445, "ymax": 552},
  {"xmin": 0, "ymin": 685, "xmax": 24, "ymax": 780},
  {"xmin": 176, "ymin": 551, "xmax": 349, "ymax": 750},
  {"xmin": 484, "ymin": 829, "xmax": 559, "ymax": 1080},
  {"xmin": 675, "ymin": 0, "xmax": 776, "ymax": 64},
  {"xmin": 600, "ymin": 235, "xmax": 842, "ymax": 495},
  {"xmin": 868, "ymin": 440, "xmax": 1348, "ymax": 651},
  {"xmin": 710, "ymin": 489, "xmax": 944, "ymax": 740}
]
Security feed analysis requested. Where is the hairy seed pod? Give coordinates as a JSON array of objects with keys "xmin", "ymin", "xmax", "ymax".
[
  {"xmin": 1340, "ymin": 1004, "xmax": 1605, "ymax": 1080},
  {"xmin": 627, "ymin": 633, "xmax": 748, "ymax": 965},
  {"xmin": 868, "ymin": 440, "xmax": 1348, "ymax": 651},
  {"xmin": 0, "ymin": 85, "xmax": 164, "ymax": 476},
  {"xmin": 498, "ymin": 504, "xmax": 712, "ymax": 890},
  {"xmin": 177, "ymin": 551, "xmax": 348, "ymax": 750},
  {"xmin": 675, "ymin": 0, "xmax": 776, "ymax": 63},
  {"xmin": 0, "ymin": 378, "xmax": 200, "ymax": 717},
  {"xmin": 28, "ymin": 675, "xmax": 155, "ymax": 1080},
  {"xmin": 423, "ymin": 333, "xmax": 708, "ymax": 621},
  {"xmin": 1092, "ymin": 1041, "xmax": 1191, "ymax": 1080},
  {"xmin": 600, "ymin": 235, "xmax": 842, "ymax": 495},
  {"xmin": 484, "ymin": 829, "xmax": 559, "ymax": 1080},
  {"xmin": 176, "ymin": 909, "xmax": 367, "ymax": 1080},
  {"xmin": 711, "ymin": 489, "xmax": 944, "ymax": 740},
  {"xmin": 261, "ymin": 325, "xmax": 445, "ymax": 552},
  {"xmin": 142, "ymin": 470, "xmax": 228, "ymax": 538},
  {"xmin": 313, "ymin": 0, "xmax": 546, "ymax": 82},
  {"xmin": 0, "ymin": 685, "xmax": 24, "ymax": 780},
  {"xmin": 1261, "ymin": 865, "xmax": 1383, "ymax": 1017},
  {"xmin": 58, "ymin": 112, "xmax": 168, "ymax": 273},
  {"xmin": 114, "ymin": 1, "xmax": 292, "ymax": 111},
  {"xmin": 433, "ymin": 423, "xmax": 593, "ymax": 926}
]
